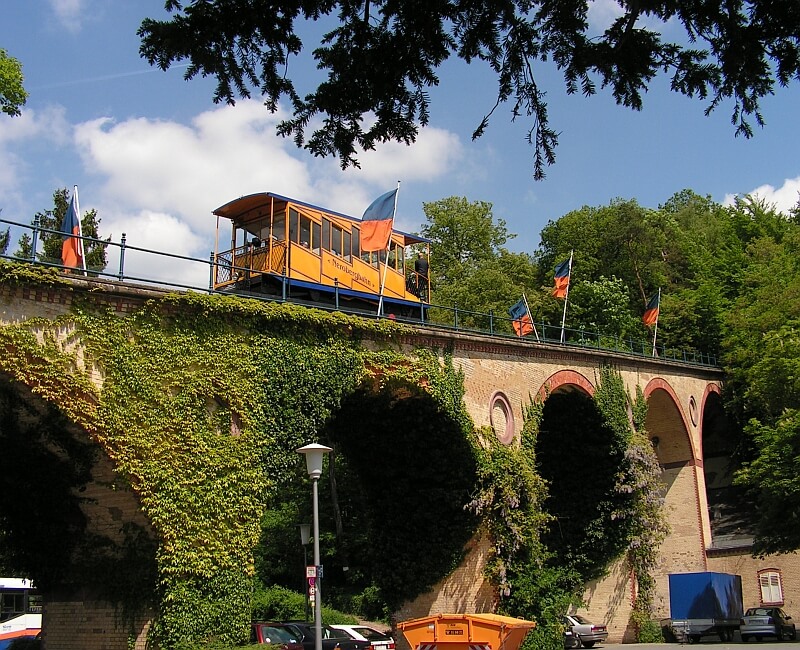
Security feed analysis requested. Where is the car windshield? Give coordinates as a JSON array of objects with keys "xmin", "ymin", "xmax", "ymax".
[{"xmin": 261, "ymin": 625, "xmax": 295, "ymax": 643}]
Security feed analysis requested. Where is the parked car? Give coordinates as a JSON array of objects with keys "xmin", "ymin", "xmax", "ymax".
[
  {"xmin": 281, "ymin": 621, "xmax": 372, "ymax": 650},
  {"xmin": 564, "ymin": 628, "xmax": 581, "ymax": 649},
  {"xmin": 251, "ymin": 622, "xmax": 305, "ymax": 649},
  {"xmin": 563, "ymin": 614, "xmax": 608, "ymax": 648},
  {"xmin": 332, "ymin": 625, "xmax": 395, "ymax": 650},
  {"xmin": 740, "ymin": 607, "xmax": 797, "ymax": 642}
]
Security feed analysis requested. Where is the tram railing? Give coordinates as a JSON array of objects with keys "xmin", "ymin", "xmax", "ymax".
[{"xmin": 0, "ymin": 217, "xmax": 719, "ymax": 367}]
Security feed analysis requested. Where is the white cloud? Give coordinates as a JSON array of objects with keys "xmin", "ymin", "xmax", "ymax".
[
  {"xmin": 0, "ymin": 106, "xmax": 71, "ymax": 214},
  {"xmin": 48, "ymin": 0, "xmax": 87, "ymax": 33},
  {"xmin": 61, "ymin": 99, "xmax": 465, "ymax": 282},
  {"xmin": 723, "ymin": 176, "xmax": 800, "ymax": 214}
]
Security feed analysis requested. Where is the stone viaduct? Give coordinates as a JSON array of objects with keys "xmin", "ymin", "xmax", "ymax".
[{"xmin": 1, "ymin": 273, "xmax": 797, "ymax": 649}]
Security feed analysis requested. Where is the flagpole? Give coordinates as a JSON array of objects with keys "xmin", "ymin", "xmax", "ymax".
[
  {"xmin": 522, "ymin": 293, "xmax": 539, "ymax": 341},
  {"xmin": 377, "ymin": 181, "xmax": 401, "ymax": 317},
  {"xmin": 651, "ymin": 287, "xmax": 661, "ymax": 357},
  {"xmin": 559, "ymin": 250, "xmax": 573, "ymax": 343},
  {"xmin": 73, "ymin": 185, "xmax": 87, "ymax": 275}
]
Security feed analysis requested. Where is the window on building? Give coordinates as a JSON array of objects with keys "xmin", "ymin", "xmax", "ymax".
[{"xmin": 759, "ymin": 570, "xmax": 783, "ymax": 605}]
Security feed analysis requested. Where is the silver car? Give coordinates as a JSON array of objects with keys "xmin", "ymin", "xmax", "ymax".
[
  {"xmin": 740, "ymin": 607, "xmax": 797, "ymax": 642},
  {"xmin": 563, "ymin": 614, "xmax": 608, "ymax": 648}
]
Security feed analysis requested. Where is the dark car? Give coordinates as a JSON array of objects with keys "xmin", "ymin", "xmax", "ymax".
[
  {"xmin": 281, "ymin": 621, "xmax": 372, "ymax": 650},
  {"xmin": 740, "ymin": 607, "xmax": 797, "ymax": 642},
  {"xmin": 251, "ymin": 622, "xmax": 305, "ymax": 649}
]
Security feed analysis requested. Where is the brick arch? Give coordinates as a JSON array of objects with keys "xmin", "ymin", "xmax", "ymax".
[
  {"xmin": 643, "ymin": 377, "xmax": 695, "ymax": 460},
  {"xmin": 699, "ymin": 383, "xmax": 722, "ymax": 424},
  {"xmin": 537, "ymin": 369, "xmax": 595, "ymax": 400}
]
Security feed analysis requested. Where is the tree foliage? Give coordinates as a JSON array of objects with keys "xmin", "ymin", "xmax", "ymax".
[
  {"xmin": 0, "ymin": 49, "xmax": 28, "ymax": 118},
  {"xmin": 419, "ymin": 197, "xmax": 540, "ymax": 331},
  {"xmin": 138, "ymin": 0, "xmax": 800, "ymax": 179}
]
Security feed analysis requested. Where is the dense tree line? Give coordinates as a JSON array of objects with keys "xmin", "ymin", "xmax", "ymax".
[{"xmin": 420, "ymin": 189, "xmax": 800, "ymax": 554}]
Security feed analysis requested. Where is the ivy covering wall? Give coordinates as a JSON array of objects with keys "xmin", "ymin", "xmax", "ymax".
[{"xmin": 0, "ymin": 264, "xmax": 668, "ymax": 649}]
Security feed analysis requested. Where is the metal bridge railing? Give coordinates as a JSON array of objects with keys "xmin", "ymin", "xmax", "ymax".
[{"xmin": 0, "ymin": 217, "xmax": 718, "ymax": 367}]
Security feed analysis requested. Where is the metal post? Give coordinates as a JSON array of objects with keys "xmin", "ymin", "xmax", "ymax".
[
  {"xmin": 208, "ymin": 251, "xmax": 215, "ymax": 290},
  {"xmin": 31, "ymin": 215, "xmax": 40, "ymax": 262},
  {"xmin": 334, "ymin": 278, "xmax": 339, "ymax": 310},
  {"xmin": 488, "ymin": 309, "xmax": 494, "ymax": 335},
  {"xmin": 118, "ymin": 233, "xmax": 127, "ymax": 280},
  {"xmin": 312, "ymin": 475, "xmax": 322, "ymax": 650}
]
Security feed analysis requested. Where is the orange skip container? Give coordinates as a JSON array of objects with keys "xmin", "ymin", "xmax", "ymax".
[{"xmin": 398, "ymin": 613, "xmax": 536, "ymax": 650}]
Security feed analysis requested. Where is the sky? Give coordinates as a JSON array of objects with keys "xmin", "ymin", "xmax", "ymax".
[{"xmin": 2, "ymin": 0, "xmax": 800, "ymax": 287}]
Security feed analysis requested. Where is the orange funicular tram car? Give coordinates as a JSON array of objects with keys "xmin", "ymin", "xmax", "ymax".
[{"xmin": 212, "ymin": 192, "xmax": 430, "ymax": 316}]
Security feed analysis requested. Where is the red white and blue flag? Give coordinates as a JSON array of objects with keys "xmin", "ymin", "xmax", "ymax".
[
  {"xmin": 360, "ymin": 188, "xmax": 397, "ymax": 252},
  {"xmin": 61, "ymin": 186, "xmax": 84, "ymax": 270}
]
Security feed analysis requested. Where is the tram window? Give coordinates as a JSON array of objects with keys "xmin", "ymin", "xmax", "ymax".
[
  {"xmin": 299, "ymin": 213, "xmax": 312, "ymax": 248},
  {"xmin": 1, "ymin": 593, "xmax": 24, "ymax": 615},
  {"xmin": 352, "ymin": 228, "xmax": 360, "ymax": 256},
  {"xmin": 331, "ymin": 224, "xmax": 343, "ymax": 256},
  {"xmin": 272, "ymin": 212, "xmax": 286, "ymax": 241},
  {"xmin": 322, "ymin": 219, "xmax": 331, "ymax": 251},
  {"xmin": 312, "ymin": 222, "xmax": 321, "ymax": 253},
  {"xmin": 289, "ymin": 208, "xmax": 300, "ymax": 243},
  {"xmin": 343, "ymin": 231, "xmax": 351, "ymax": 261}
]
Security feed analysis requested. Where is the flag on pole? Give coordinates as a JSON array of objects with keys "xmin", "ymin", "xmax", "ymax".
[
  {"xmin": 643, "ymin": 292, "xmax": 660, "ymax": 326},
  {"xmin": 509, "ymin": 298, "xmax": 535, "ymax": 337},
  {"xmin": 361, "ymin": 189, "xmax": 398, "ymax": 252},
  {"xmin": 61, "ymin": 186, "xmax": 85, "ymax": 270},
  {"xmin": 552, "ymin": 257, "xmax": 571, "ymax": 298}
]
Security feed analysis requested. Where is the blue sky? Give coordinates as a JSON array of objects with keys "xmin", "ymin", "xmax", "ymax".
[{"xmin": 2, "ymin": 0, "xmax": 799, "ymax": 285}]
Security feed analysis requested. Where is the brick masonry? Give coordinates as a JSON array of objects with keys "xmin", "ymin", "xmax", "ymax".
[{"xmin": 2, "ymin": 276, "xmax": 797, "ymax": 647}]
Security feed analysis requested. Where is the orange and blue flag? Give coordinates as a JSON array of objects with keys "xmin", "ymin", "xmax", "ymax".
[
  {"xmin": 509, "ymin": 298, "xmax": 534, "ymax": 337},
  {"xmin": 552, "ymin": 257, "xmax": 571, "ymax": 298},
  {"xmin": 643, "ymin": 292, "xmax": 660, "ymax": 326},
  {"xmin": 360, "ymin": 189, "xmax": 397, "ymax": 252},
  {"xmin": 60, "ymin": 187, "xmax": 84, "ymax": 270}
]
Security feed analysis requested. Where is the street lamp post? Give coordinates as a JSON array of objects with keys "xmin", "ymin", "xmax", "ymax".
[
  {"xmin": 299, "ymin": 523, "xmax": 311, "ymax": 622},
  {"xmin": 297, "ymin": 443, "xmax": 332, "ymax": 650}
]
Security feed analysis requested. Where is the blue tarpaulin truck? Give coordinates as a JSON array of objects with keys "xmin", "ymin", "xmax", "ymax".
[{"xmin": 668, "ymin": 572, "xmax": 744, "ymax": 643}]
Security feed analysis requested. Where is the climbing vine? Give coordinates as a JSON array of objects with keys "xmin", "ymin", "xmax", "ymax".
[
  {"xmin": 0, "ymin": 268, "xmax": 478, "ymax": 648},
  {"xmin": 468, "ymin": 367, "xmax": 668, "ymax": 647},
  {"xmin": 0, "ymin": 264, "xmax": 669, "ymax": 648}
]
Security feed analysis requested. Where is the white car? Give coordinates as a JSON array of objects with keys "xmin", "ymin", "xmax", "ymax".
[
  {"xmin": 332, "ymin": 625, "xmax": 396, "ymax": 650},
  {"xmin": 563, "ymin": 614, "xmax": 608, "ymax": 648}
]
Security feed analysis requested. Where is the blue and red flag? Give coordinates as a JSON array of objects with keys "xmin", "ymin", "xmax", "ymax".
[
  {"xmin": 552, "ymin": 257, "xmax": 571, "ymax": 298},
  {"xmin": 61, "ymin": 187, "xmax": 84, "ymax": 270},
  {"xmin": 643, "ymin": 291, "xmax": 660, "ymax": 326},
  {"xmin": 508, "ymin": 298, "xmax": 535, "ymax": 337},
  {"xmin": 360, "ymin": 189, "xmax": 397, "ymax": 252}
]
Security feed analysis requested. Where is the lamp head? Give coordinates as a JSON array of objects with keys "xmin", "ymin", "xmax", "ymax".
[
  {"xmin": 299, "ymin": 523, "xmax": 311, "ymax": 545},
  {"xmin": 296, "ymin": 443, "xmax": 332, "ymax": 480}
]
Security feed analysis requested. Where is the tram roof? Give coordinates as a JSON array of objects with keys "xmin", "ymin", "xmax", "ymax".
[{"xmin": 213, "ymin": 192, "xmax": 431, "ymax": 245}]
